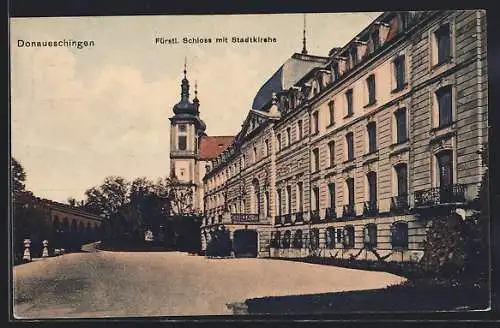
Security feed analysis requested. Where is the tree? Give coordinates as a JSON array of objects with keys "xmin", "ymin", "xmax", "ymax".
[
  {"xmin": 420, "ymin": 143, "xmax": 489, "ymax": 283},
  {"xmin": 154, "ymin": 177, "xmax": 195, "ymax": 216},
  {"xmin": 11, "ymin": 157, "xmax": 26, "ymax": 196},
  {"xmin": 83, "ymin": 176, "xmax": 130, "ymax": 218}
]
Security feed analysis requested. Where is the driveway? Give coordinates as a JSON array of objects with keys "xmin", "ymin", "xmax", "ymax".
[{"xmin": 13, "ymin": 250, "xmax": 406, "ymax": 318}]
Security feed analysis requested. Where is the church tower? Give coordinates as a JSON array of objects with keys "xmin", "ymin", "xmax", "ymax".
[{"xmin": 169, "ymin": 61, "xmax": 207, "ymax": 213}]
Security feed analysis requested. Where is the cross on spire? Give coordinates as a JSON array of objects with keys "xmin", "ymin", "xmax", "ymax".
[{"xmin": 302, "ymin": 14, "xmax": 308, "ymax": 55}]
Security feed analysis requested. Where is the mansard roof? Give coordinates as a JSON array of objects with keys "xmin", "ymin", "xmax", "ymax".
[{"xmin": 251, "ymin": 53, "xmax": 328, "ymax": 111}]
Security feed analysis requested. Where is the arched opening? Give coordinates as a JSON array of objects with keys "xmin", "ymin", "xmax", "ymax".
[
  {"xmin": 292, "ymin": 230, "xmax": 303, "ymax": 249},
  {"xmin": 52, "ymin": 216, "xmax": 61, "ymax": 248},
  {"xmin": 86, "ymin": 222, "xmax": 92, "ymax": 242},
  {"xmin": 282, "ymin": 230, "xmax": 291, "ymax": 249},
  {"xmin": 233, "ymin": 229, "xmax": 258, "ymax": 258},
  {"xmin": 363, "ymin": 223, "xmax": 377, "ymax": 249},
  {"xmin": 391, "ymin": 221, "xmax": 408, "ymax": 249}
]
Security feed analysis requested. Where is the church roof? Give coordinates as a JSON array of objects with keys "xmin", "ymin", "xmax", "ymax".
[
  {"xmin": 199, "ymin": 136, "xmax": 235, "ymax": 160},
  {"xmin": 251, "ymin": 53, "xmax": 329, "ymax": 111}
]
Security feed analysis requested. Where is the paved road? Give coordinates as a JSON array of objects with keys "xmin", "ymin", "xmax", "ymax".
[{"xmin": 13, "ymin": 249, "xmax": 406, "ymax": 318}]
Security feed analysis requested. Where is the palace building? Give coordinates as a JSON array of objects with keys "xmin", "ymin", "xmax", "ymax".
[{"xmin": 198, "ymin": 10, "xmax": 488, "ymax": 260}]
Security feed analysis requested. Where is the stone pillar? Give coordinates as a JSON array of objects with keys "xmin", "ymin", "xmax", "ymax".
[
  {"xmin": 42, "ymin": 240, "xmax": 49, "ymax": 257},
  {"xmin": 23, "ymin": 239, "xmax": 31, "ymax": 262}
]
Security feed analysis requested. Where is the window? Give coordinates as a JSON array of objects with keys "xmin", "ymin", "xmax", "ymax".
[
  {"xmin": 326, "ymin": 227, "xmax": 335, "ymax": 249},
  {"xmin": 367, "ymin": 171, "xmax": 377, "ymax": 202},
  {"xmin": 345, "ymin": 89, "xmax": 354, "ymax": 117},
  {"xmin": 282, "ymin": 230, "xmax": 291, "ymax": 248},
  {"xmin": 297, "ymin": 182, "xmax": 304, "ymax": 212},
  {"xmin": 393, "ymin": 55, "xmax": 406, "ymax": 91},
  {"xmin": 333, "ymin": 62, "xmax": 340, "ymax": 81},
  {"xmin": 436, "ymin": 150, "xmax": 453, "ymax": 188},
  {"xmin": 436, "ymin": 85, "xmax": 452, "ymax": 127},
  {"xmin": 178, "ymin": 136, "xmax": 187, "ymax": 151},
  {"xmin": 363, "ymin": 224, "xmax": 377, "ymax": 249},
  {"xmin": 286, "ymin": 127, "xmax": 291, "ymax": 146},
  {"xmin": 395, "ymin": 108, "xmax": 407, "ymax": 144},
  {"xmin": 328, "ymin": 141, "xmax": 335, "ymax": 167},
  {"xmin": 265, "ymin": 191, "xmax": 270, "ymax": 217},
  {"xmin": 312, "ymin": 111, "xmax": 319, "ymax": 134},
  {"xmin": 346, "ymin": 132, "xmax": 354, "ymax": 161},
  {"xmin": 253, "ymin": 146, "xmax": 257, "ymax": 162},
  {"xmin": 435, "ymin": 24, "xmax": 451, "ymax": 65},
  {"xmin": 328, "ymin": 183, "xmax": 336, "ymax": 208},
  {"xmin": 367, "ymin": 122, "xmax": 377, "ymax": 153},
  {"xmin": 286, "ymin": 185, "xmax": 292, "ymax": 214},
  {"xmin": 312, "ymin": 148, "xmax": 320, "ymax": 172},
  {"xmin": 343, "ymin": 225, "xmax": 355, "ymax": 248},
  {"xmin": 346, "ymin": 178, "xmax": 355, "ymax": 206},
  {"xmin": 264, "ymin": 139, "xmax": 269, "ymax": 157},
  {"xmin": 391, "ymin": 221, "xmax": 408, "ymax": 249},
  {"xmin": 310, "ymin": 228, "xmax": 320, "ymax": 250},
  {"xmin": 395, "ymin": 163, "xmax": 408, "ymax": 197},
  {"xmin": 293, "ymin": 230, "xmax": 303, "ymax": 249},
  {"xmin": 372, "ymin": 29, "xmax": 380, "ymax": 50},
  {"xmin": 313, "ymin": 186, "xmax": 320, "ymax": 211},
  {"xmin": 328, "ymin": 101, "xmax": 335, "ymax": 126},
  {"xmin": 271, "ymin": 231, "xmax": 281, "ymax": 248},
  {"xmin": 366, "ymin": 74, "xmax": 376, "ymax": 105},
  {"xmin": 277, "ymin": 134, "xmax": 282, "ymax": 151},
  {"xmin": 297, "ymin": 120, "xmax": 303, "ymax": 139},
  {"xmin": 336, "ymin": 228, "xmax": 343, "ymax": 244},
  {"xmin": 350, "ymin": 47, "xmax": 358, "ymax": 66}
]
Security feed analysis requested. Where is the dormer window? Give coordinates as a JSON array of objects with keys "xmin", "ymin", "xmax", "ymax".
[
  {"xmin": 350, "ymin": 46, "xmax": 358, "ymax": 67},
  {"xmin": 332, "ymin": 62, "xmax": 340, "ymax": 81}
]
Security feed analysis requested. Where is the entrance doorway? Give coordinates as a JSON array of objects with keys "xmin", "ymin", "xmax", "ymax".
[{"xmin": 233, "ymin": 229, "xmax": 258, "ymax": 258}]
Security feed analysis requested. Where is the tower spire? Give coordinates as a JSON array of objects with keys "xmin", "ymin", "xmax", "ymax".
[
  {"xmin": 184, "ymin": 56, "xmax": 187, "ymax": 78},
  {"xmin": 301, "ymin": 14, "xmax": 308, "ymax": 55},
  {"xmin": 193, "ymin": 80, "xmax": 200, "ymax": 115}
]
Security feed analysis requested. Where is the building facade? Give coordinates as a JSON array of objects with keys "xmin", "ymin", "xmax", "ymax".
[{"xmin": 201, "ymin": 10, "xmax": 488, "ymax": 261}]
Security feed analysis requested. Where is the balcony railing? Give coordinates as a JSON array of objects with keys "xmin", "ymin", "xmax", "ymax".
[
  {"xmin": 231, "ymin": 213, "xmax": 259, "ymax": 223},
  {"xmin": 325, "ymin": 207, "xmax": 337, "ymax": 220},
  {"xmin": 342, "ymin": 204, "xmax": 356, "ymax": 219},
  {"xmin": 294, "ymin": 211, "xmax": 304, "ymax": 223},
  {"xmin": 390, "ymin": 194, "xmax": 409, "ymax": 213},
  {"xmin": 363, "ymin": 200, "xmax": 379, "ymax": 216},
  {"xmin": 284, "ymin": 213, "xmax": 292, "ymax": 224},
  {"xmin": 310, "ymin": 210, "xmax": 321, "ymax": 223},
  {"xmin": 414, "ymin": 184, "xmax": 467, "ymax": 207}
]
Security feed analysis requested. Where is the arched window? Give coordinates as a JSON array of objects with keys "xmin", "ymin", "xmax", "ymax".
[
  {"xmin": 343, "ymin": 225, "xmax": 355, "ymax": 248},
  {"xmin": 363, "ymin": 224, "xmax": 377, "ymax": 249},
  {"xmin": 71, "ymin": 219, "xmax": 77, "ymax": 234},
  {"xmin": 282, "ymin": 230, "xmax": 291, "ymax": 248},
  {"xmin": 271, "ymin": 231, "xmax": 281, "ymax": 248},
  {"xmin": 252, "ymin": 179, "xmax": 260, "ymax": 215},
  {"xmin": 325, "ymin": 227, "xmax": 335, "ymax": 249},
  {"xmin": 391, "ymin": 221, "xmax": 408, "ymax": 249},
  {"xmin": 292, "ymin": 230, "xmax": 303, "ymax": 249},
  {"xmin": 310, "ymin": 228, "xmax": 320, "ymax": 250}
]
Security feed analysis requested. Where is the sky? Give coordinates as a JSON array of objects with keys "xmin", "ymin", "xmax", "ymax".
[{"xmin": 10, "ymin": 12, "xmax": 382, "ymax": 203}]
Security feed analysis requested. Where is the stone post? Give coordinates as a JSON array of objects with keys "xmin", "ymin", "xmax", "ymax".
[
  {"xmin": 23, "ymin": 238, "xmax": 31, "ymax": 262},
  {"xmin": 42, "ymin": 240, "xmax": 49, "ymax": 257}
]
